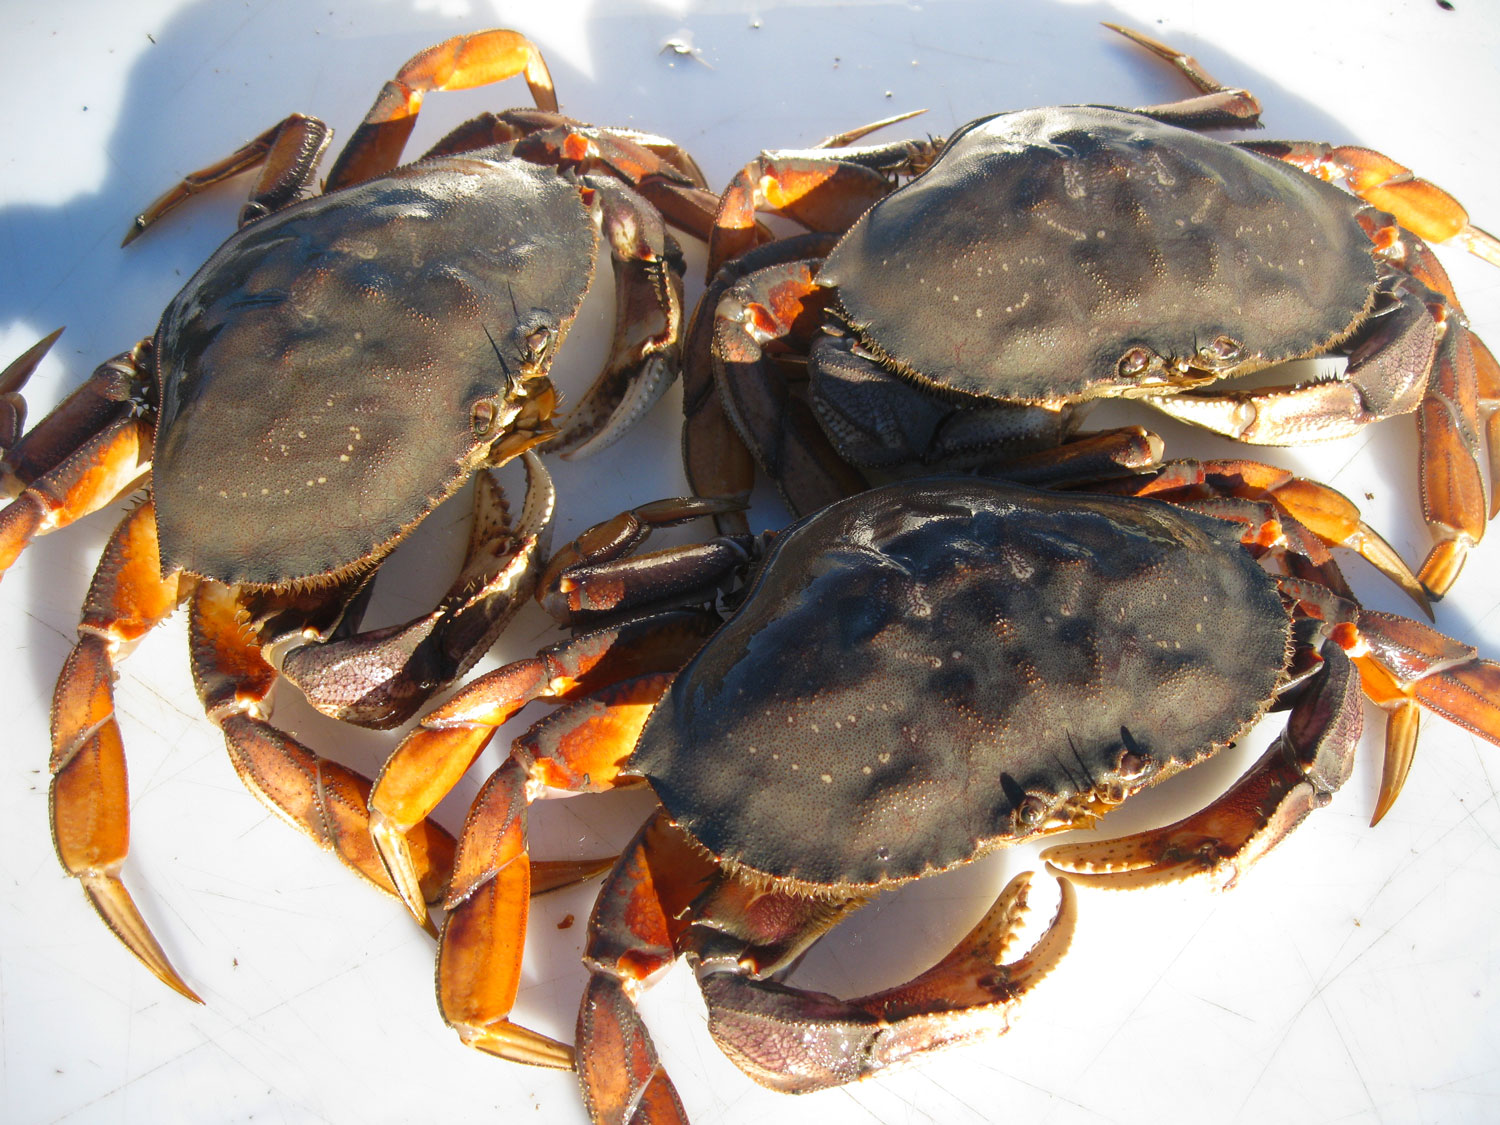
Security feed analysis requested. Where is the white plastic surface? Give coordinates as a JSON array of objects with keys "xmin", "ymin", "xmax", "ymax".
[{"xmin": 2, "ymin": 1, "xmax": 1497, "ymax": 1122}]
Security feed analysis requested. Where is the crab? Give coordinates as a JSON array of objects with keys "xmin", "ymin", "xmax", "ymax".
[
  {"xmin": 360, "ymin": 454, "xmax": 1500, "ymax": 1113},
  {"xmin": 687, "ymin": 24, "xmax": 1500, "ymax": 599},
  {"xmin": 0, "ymin": 27, "xmax": 726, "ymax": 1002}
]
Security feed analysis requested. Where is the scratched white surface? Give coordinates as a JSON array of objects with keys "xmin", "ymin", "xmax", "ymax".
[{"xmin": 2, "ymin": 0, "xmax": 1498, "ymax": 1122}]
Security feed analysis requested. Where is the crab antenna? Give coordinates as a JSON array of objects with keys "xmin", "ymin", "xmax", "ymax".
[{"xmin": 482, "ymin": 324, "xmax": 517, "ymax": 394}]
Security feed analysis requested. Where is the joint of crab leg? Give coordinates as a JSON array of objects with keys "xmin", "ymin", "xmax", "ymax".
[
  {"xmin": 326, "ymin": 29, "xmax": 558, "ymax": 191},
  {"xmin": 1347, "ymin": 610, "xmax": 1500, "ymax": 818},
  {"xmin": 188, "ymin": 581, "xmax": 458, "ymax": 927},
  {"xmin": 124, "ymin": 115, "xmax": 334, "ymax": 244},
  {"xmin": 47, "ymin": 500, "xmax": 200, "ymax": 1001},
  {"xmin": 1045, "ymin": 644, "xmax": 1363, "ymax": 890}
]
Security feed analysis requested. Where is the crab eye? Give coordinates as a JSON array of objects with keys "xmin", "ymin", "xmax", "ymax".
[
  {"xmin": 471, "ymin": 399, "xmax": 497, "ymax": 436},
  {"xmin": 1118, "ymin": 346, "xmax": 1153, "ymax": 377},
  {"xmin": 523, "ymin": 326, "xmax": 553, "ymax": 362},
  {"xmin": 1199, "ymin": 335, "xmax": 1243, "ymax": 364},
  {"xmin": 1014, "ymin": 793, "xmax": 1050, "ymax": 830}
]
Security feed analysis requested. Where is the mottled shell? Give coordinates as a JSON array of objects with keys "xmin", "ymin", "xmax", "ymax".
[
  {"xmin": 152, "ymin": 154, "xmax": 597, "ymax": 586},
  {"xmin": 630, "ymin": 478, "xmax": 1291, "ymax": 891},
  {"xmin": 819, "ymin": 107, "xmax": 1378, "ymax": 405}
]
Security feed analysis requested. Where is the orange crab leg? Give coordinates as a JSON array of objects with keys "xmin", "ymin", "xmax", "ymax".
[
  {"xmin": 578, "ymin": 815, "xmax": 730, "ymax": 1123},
  {"xmin": 0, "ymin": 343, "xmax": 152, "ymax": 578},
  {"xmin": 1415, "ymin": 322, "xmax": 1498, "ymax": 595},
  {"xmin": 1116, "ymin": 458, "xmax": 1431, "ymax": 614},
  {"xmin": 709, "ymin": 156, "xmax": 903, "ymax": 278},
  {"xmin": 326, "ymin": 28, "xmax": 558, "ymax": 191},
  {"xmin": 368, "ymin": 611, "xmax": 719, "ymax": 927},
  {"xmin": 437, "ymin": 672, "xmax": 677, "ymax": 1069},
  {"xmin": 50, "ymin": 500, "xmax": 196, "ymax": 1001},
  {"xmin": 1348, "ymin": 610, "xmax": 1500, "ymax": 825},
  {"xmin": 1244, "ymin": 140, "xmax": 1500, "ymax": 268},
  {"xmin": 188, "ymin": 581, "xmax": 458, "ymax": 916}
]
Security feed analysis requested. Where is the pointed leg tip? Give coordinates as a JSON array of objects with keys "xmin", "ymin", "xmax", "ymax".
[
  {"xmin": 81, "ymin": 873, "xmax": 203, "ymax": 1003},
  {"xmin": 458, "ymin": 1019, "xmax": 577, "ymax": 1069},
  {"xmin": 369, "ymin": 813, "xmax": 434, "ymax": 930}
]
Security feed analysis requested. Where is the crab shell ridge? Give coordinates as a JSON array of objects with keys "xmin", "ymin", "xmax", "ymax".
[{"xmin": 629, "ymin": 479, "xmax": 1293, "ymax": 892}]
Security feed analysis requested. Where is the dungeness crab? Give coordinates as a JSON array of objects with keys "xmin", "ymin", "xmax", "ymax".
[
  {"xmin": 0, "ymin": 28, "xmax": 718, "ymax": 1002},
  {"xmin": 365, "ymin": 459, "xmax": 1500, "ymax": 1113},
  {"xmin": 691, "ymin": 25, "xmax": 1500, "ymax": 597}
]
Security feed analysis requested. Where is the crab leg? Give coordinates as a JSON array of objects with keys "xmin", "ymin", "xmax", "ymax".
[
  {"xmin": 684, "ymin": 233, "xmax": 843, "ymax": 535},
  {"xmin": 188, "ymin": 580, "xmax": 459, "ymax": 919},
  {"xmin": 1142, "ymin": 270, "xmax": 1496, "ymax": 596},
  {"xmin": 1116, "ymin": 458, "xmax": 1431, "ymax": 614},
  {"xmin": 1043, "ymin": 641, "xmax": 1365, "ymax": 890},
  {"xmin": 123, "ymin": 114, "xmax": 334, "ymax": 243},
  {"xmin": 49, "ymin": 500, "xmax": 198, "ymax": 1001},
  {"xmin": 326, "ymin": 28, "xmax": 558, "ymax": 191},
  {"xmin": 577, "ymin": 815, "xmax": 746, "ymax": 1124},
  {"xmin": 368, "ymin": 610, "xmax": 720, "ymax": 927},
  {"xmin": 582, "ymin": 815, "xmax": 1077, "ymax": 1105},
  {"xmin": 708, "ymin": 138, "xmax": 936, "ymax": 277},
  {"xmin": 0, "ymin": 342, "xmax": 152, "ymax": 578},
  {"xmin": 698, "ymin": 873, "xmax": 1076, "ymax": 1093},
  {"xmin": 1349, "ymin": 610, "xmax": 1500, "ymax": 824},
  {"xmin": 0, "ymin": 326, "xmax": 62, "ymax": 446},
  {"xmin": 1240, "ymin": 139, "xmax": 1500, "ymax": 268},
  {"xmin": 537, "ymin": 494, "xmax": 751, "ymax": 626},
  {"xmin": 1105, "ymin": 23, "xmax": 1263, "ymax": 130},
  {"xmin": 422, "ymin": 110, "xmax": 724, "ymax": 243},
  {"xmin": 437, "ymin": 672, "xmax": 679, "ymax": 1069},
  {"xmin": 710, "ymin": 256, "xmax": 869, "ymax": 517},
  {"xmin": 279, "ymin": 454, "xmax": 555, "ymax": 728}
]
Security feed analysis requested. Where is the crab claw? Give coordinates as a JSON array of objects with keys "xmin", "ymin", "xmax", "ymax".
[
  {"xmin": 699, "ymin": 873, "xmax": 1076, "ymax": 1092},
  {"xmin": 1042, "ymin": 642, "xmax": 1364, "ymax": 890},
  {"xmin": 280, "ymin": 453, "xmax": 555, "ymax": 728}
]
